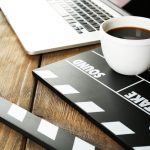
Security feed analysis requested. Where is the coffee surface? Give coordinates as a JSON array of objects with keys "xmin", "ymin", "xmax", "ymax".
[{"xmin": 107, "ymin": 27, "xmax": 150, "ymax": 40}]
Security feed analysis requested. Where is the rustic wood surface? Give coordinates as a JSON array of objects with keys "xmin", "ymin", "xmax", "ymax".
[
  {"xmin": 0, "ymin": 11, "xmax": 124, "ymax": 150},
  {"xmin": 0, "ymin": 11, "xmax": 40, "ymax": 150}
]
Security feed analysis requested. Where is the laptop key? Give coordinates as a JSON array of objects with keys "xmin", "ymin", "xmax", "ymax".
[
  {"xmin": 93, "ymin": 23, "xmax": 100, "ymax": 28},
  {"xmin": 81, "ymin": 23, "xmax": 95, "ymax": 32},
  {"xmin": 96, "ymin": 18, "xmax": 104, "ymax": 24}
]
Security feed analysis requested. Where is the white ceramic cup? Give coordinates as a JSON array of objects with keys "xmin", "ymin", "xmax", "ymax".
[{"xmin": 100, "ymin": 16, "xmax": 150, "ymax": 75}]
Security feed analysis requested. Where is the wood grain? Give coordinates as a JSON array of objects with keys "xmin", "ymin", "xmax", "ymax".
[
  {"xmin": 26, "ymin": 46, "xmax": 125, "ymax": 150},
  {"xmin": 0, "ymin": 12, "xmax": 40, "ymax": 150}
]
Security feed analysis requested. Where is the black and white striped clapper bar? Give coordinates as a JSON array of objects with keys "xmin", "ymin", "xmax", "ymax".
[{"xmin": 0, "ymin": 97, "xmax": 99, "ymax": 150}]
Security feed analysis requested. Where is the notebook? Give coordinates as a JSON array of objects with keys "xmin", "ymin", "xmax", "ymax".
[
  {"xmin": 33, "ymin": 47, "xmax": 150, "ymax": 150},
  {"xmin": 0, "ymin": 0, "xmax": 129, "ymax": 55}
]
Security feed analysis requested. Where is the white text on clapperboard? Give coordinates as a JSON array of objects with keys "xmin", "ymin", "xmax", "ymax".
[
  {"xmin": 125, "ymin": 91, "xmax": 150, "ymax": 114},
  {"xmin": 73, "ymin": 60, "xmax": 106, "ymax": 78}
]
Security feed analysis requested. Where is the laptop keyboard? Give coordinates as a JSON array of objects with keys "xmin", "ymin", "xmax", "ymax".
[{"xmin": 47, "ymin": 0, "xmax": 113, "ymax": 34}]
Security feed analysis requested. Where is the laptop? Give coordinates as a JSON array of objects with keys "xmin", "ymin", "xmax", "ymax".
[{"xmin": 0, "ymin": 0, "xmax": 129, "ymax": 55}]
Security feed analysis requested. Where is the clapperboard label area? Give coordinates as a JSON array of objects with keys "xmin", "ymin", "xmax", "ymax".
[{"xmin": 33, "ymin": 47, "xmax": 150, "ymax": 150}]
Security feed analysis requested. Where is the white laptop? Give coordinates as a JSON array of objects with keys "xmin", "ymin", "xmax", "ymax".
[{"xmin": 0, "ymin": 0, "xmax": 129, "ymax": 55}]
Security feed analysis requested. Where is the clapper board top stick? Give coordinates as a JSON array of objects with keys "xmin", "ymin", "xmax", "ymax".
[{"xmin": 0, "ymin": 97, "xmax": 99, "ymax": 150}]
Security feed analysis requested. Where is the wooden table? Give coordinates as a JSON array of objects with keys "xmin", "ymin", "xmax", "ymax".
[{"xmin": 0, "ymin": 11, "xmax": 125, "ymax": 150}]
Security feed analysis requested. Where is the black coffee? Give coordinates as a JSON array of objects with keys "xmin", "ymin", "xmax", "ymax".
[{"xmin": 107, "ymin": 27, "xmax": 150, "ymax": 40}]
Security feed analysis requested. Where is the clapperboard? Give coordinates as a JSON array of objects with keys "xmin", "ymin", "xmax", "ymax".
[{"xmin": 33, "ymin": 47, "xmax": 150, "ymax": 150}]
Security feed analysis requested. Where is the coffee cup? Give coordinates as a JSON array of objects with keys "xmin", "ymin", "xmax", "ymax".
[{"xmin": 99, "ymin": 16, "xmax": 150, "ymax": 75}]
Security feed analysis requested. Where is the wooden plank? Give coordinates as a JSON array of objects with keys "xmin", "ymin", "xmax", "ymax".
[
  {"xmin": 0, "ymin": 12, "xmax": 40, "ymax": 150},
  {"xmin": 26, "ymin": 45, "xmax": 125, "ymax": 150}
]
